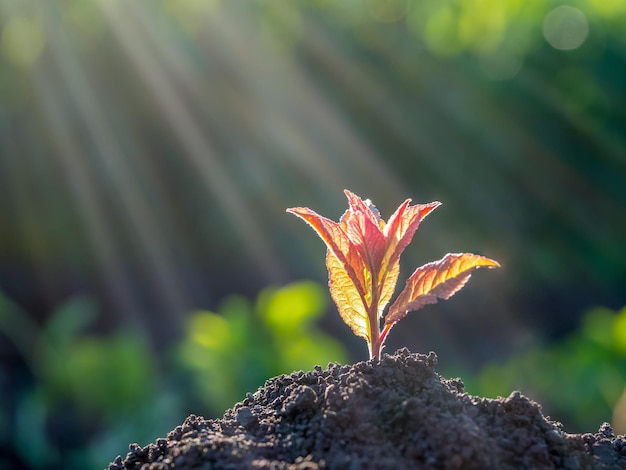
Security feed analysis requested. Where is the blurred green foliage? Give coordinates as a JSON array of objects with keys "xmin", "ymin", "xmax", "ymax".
[
  {"xmin": 0, "ymin": 281, "xmax": 346, "ymax": 469},
  {"xmin": 34, "ymin": 298, "xmax": 154, "ymax": 415},
  {"xmin": 7, "ymin": 278, "xmax": 626, "ymax": 467},
  {"xmin": 177, "ymin": 280, "xmax": 347, "ymax": 415},
  {"xmin": 0, "ymin": 293, "xmax": 181, "ymax": 469},
  {"xmin": 463, "ymin": 305, "xmax": 626, "ymax": 433}
]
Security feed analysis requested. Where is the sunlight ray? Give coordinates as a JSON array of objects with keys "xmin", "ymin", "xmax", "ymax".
[
  {"xmin": 31, "ymin": 70, "xmax": 143, "ymax": 325},
  {"xmin": 126, "ymin": 2, "xmax": 333, "ymax": 226},
  {"xmin": 207, "ymin": 3, "xmax": 408, "ymax": 202},
  {"xmin": 38, "ymin": 2, "xmax": 189, "ymax": 326},
  {"xmin": 142, "ymin": 3, "xmax": 352, "ymax": 202},
  {"xmin": 96, "ymin": 0, "xmax": 285, "ymax": 282}
]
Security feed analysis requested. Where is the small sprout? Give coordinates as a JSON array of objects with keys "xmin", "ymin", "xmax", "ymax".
[{"xmin": 287, "ymin": 190, "xmax": 499, "ymax": 361}]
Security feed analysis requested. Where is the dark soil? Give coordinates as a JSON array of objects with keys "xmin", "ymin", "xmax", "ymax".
[{"xmin": 108, "ymin": 349, "xmax": 626, "ymax": 469}]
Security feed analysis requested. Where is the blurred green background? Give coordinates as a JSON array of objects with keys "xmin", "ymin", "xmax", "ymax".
[{"xmin": 0, "ymin": 0, "xmax": 625, "ymax": 468}]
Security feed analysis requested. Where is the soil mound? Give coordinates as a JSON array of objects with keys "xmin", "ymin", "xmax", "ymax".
[{"xmin": 108, "ymin": 349, "xmax": 626, "ymax": 469}]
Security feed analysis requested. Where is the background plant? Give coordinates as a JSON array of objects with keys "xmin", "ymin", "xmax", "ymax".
[
  {"xmin": 0, "ymin": 282, "xmax": 346, "ymax": 469},
  {"xmin": 0, "ymin": 292, "xmax": 181, "ymax": 470},
  {"xmin": 457, "ymin": 305, "xmax": 626, "ymax": 433},
  {"xmin": 3, "ymin": 284, "xmax": 625, "ymax": 468},
  {"xmin": 177, "ymin": 281, "xmax": 347, "ymax": 415}
]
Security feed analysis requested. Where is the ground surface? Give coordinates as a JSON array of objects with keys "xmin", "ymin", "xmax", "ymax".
[{"xmin": 108, "ymin": 349, "xmax": 626, "ymax": 469}]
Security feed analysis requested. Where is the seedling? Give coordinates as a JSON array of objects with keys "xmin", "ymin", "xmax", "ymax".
[{"xmin": 287, "ymin": 190, "xmax": 499, "ymax": 360}]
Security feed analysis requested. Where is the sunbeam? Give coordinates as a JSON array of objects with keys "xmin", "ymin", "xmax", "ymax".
[
  {"xmin": 35, "ymin": 1, "xmax": 191, "ymax": 335},
  {"xmin": 97, "ymin": 0, "xmax": 288, "ymax": 282}
]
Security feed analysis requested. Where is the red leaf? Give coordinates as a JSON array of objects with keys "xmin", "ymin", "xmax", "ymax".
[
  {"xmin": 382, "ymin": 200, "xmax": 441, "ymax": 276},
  {"xmin": 342, "ymin": 190, "xmax": 387, "ymax": 278},
  {"xmin": 385, "ymin": 253, "xmax": 500, "ymax": 326},
  {"xmin": 286, "ymin": 207, "xmax": 367, "ymax": 301},
  {"xmin": 288, "ymin": 191, "xmax": 500, "ymax": 361}
]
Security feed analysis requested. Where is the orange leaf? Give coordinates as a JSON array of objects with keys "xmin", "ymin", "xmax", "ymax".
[
  {"xmin": 385, "ymin": 253, "xmax": 500, "ymax": 326},
  {"xmin": 287, "ymin": 206, "xmax": 368, "ymax": 301},
  {"xmin": 342, "ymin": 190, "xmax": 387, "ymax": 277},
  {"xmin": 381, "ymin": 200, "xmax": 441, "ymax": 277},
  {"xmin": 288, "ymin": 191, "xmax": 500, "ymax": 361}
]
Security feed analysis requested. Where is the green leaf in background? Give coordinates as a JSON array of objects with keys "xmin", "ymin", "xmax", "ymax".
[
  {"xmin": 465, "ymin": 305, "xmax": 626, "ymax": 433},
  {"xmin": 178, "ymin": 280, "xmax": 347, "ymax": 415},
  {"xmin": 259, "ymin": 280, "xmax": 327, "ymax": 335}
]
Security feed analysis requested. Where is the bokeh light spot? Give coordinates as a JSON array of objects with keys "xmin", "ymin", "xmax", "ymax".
[
  {"xmin": 543, "ymin": 6, "xmax": 589, "ymax": 51},
  {"xmin": 1, "ymin": 16, "xmax": 46, "ymax": 68}
]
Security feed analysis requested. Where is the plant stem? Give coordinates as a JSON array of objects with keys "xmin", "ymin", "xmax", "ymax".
[
  {"xmin": 367, "ymin": 274, "xmax": 382, "ymax": 360},
  {"xmin": 369, "ymin": 308, "xmax": 381, "ymax": 361},
  {"xmin": 371, "ymin": 322, "xmax": 395, "ymax": 361}
]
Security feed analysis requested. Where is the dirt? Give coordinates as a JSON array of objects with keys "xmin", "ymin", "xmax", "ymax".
[{"xmin": 108, "ymin": 349, "xmax": 626, "ymax": 469}]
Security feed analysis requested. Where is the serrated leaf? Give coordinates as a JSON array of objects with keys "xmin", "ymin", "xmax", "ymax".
[
  {"xmin": 288, "ymin": 190, "xmax": 500, "ymax": 361},
  {"xmin": 381, "ymin": 200, "xmax": 441, "ymax": 277},
  {"xmin": 287, "ymin": 206, "xmax": 367, "ymax": 302},
  {"xmin": 386, "ymin": 253, "xmax": 500, "ymax": 326},
  {"xmin": 342, "ymin": 190, "xmax": 387, "ymax": 274}
]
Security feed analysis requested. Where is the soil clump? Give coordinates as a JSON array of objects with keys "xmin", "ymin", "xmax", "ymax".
[{"xmin": 108, "ymin": 349, "xmax": 626, "ymax": 469}]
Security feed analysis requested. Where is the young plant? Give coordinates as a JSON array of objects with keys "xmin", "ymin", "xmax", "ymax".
[{"xmin": 287, "ymin": 190, "xmax": 500, "ymax": 361}]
